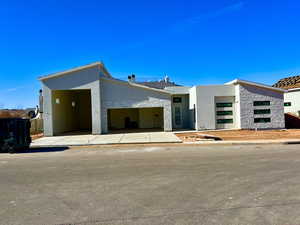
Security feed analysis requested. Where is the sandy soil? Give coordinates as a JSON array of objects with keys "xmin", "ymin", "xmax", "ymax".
[
  {"xmin": 31, "ymin": 133, "xmax": 43, "ymax": 140},
  {"xmin": 176, "ymin": 129, "xmax": 300, "ymax": 142}
]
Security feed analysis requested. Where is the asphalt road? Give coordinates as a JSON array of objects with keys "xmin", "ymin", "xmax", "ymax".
[{"xmin": 1, "ymin": 144, "xmax": 300, "ymax": 225}]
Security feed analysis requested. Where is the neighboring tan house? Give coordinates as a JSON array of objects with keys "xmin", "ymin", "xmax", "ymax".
[
  {"xmin": 273, "ymin": 76, "xmax": 300, "ymax": 116},
  {"xmin": 39, "ymin": 62, "xmax": 286, "ymax": 136}
]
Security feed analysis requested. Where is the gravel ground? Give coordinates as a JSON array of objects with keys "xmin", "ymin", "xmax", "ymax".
[{"xmin": 176, "ymin": 129, "xmax": 300, "ymax": 141}]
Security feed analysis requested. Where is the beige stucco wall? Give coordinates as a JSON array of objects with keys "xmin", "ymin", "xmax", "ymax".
[
  {"xmin": 77, "ymin": 90, "xmax": 92, "ymax": 130},
  {"xmin": 52, "ymin": 90, "xmax": 92, "ymax": 135},
  {"xmin": 108, "ymin": 107, "xmax": 163, "ymax": 130},
  {"xmin": 139, "ymin": 108, "xmax": 163, "ymax": 129},
  {"xmin": 52, "ymin": 90, "xmax": 78, "ymax": 134},
  {"xmin": 108, "ymin": 108, "xmax": 139, "ymax": 129}
]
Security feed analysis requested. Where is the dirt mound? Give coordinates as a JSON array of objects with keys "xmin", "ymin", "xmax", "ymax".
[{"xmin": 0, "ymin": 110, "xmax": 28, "ymax": 119}]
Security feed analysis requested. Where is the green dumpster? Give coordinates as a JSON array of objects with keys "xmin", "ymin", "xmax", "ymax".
[{"xmin": 0, "ymin": 118, "xmax": 31, "ymax": 153}]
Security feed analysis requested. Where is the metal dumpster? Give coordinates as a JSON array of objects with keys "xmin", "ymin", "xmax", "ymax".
[{"xmin": 0, "ymin": 118, "xmax": 31, "ymax": 153}]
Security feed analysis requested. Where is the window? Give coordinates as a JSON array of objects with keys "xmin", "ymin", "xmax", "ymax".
[
  {"xmin": 217, "ymin": 119, "xmax": 233, "ymax": 124},
  {"xmin": 254, "ymin": 109, "xmax": 271, "ymax": 114},
  {"xmin": 173, "ymin": 97, "xmax": 182, "ymax": 103},
  {"xmin": 253, "ymin": 101, "xmax": 270, "ymax": 106},
  {"xmin": 216, "ymin": 102, "xmax": 232, "ymax": 108},
  {"xmin": 216, "ymin": 111, "xmax": 233, "ymax": 116},
  {"xmin": 284, "ymin": 102, "xmax": 292, "ymax": 107},
  {"xmin": 254, "ymin": 118, "xmax": 271, "ymax": 123}
]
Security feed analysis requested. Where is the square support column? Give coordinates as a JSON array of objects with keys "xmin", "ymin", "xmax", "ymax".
[
  {"xmin": 91, "ymin": 80, "xmax": 102, "ymax": 134},
  {"xmin": 43, "ymin": 85, "xmax": 54, "ymax": 136},
  {"xmin": 164, "ymin": 104, "xmax": 172, "ymax": 131}
]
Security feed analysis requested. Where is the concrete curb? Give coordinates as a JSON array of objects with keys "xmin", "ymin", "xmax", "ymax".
[
  {"xmin": 30, "ymin": 139, "xmax": 300, "ymax": 148},
  {"xmin": 182, "ymin": 139, "xmax": 300, "ymax": 145},
  {"xmin": 30, "ymin": 140, "xmax": 183, "ymax": 148}
]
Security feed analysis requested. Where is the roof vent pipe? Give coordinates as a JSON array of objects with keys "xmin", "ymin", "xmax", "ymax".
[{"xmin": 128, "ymin": 75, "xmax": 132, "ymax": 82}]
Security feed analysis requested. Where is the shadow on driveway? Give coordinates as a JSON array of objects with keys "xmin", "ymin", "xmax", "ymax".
[{"xmin": 16, "ymin": 147, "xmax": 69, "ymax": 154}]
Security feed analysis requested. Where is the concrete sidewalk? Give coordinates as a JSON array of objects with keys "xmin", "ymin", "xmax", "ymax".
[{"xmin": 31, "ymin": 132, "xmax": 182, "ymax": 147}]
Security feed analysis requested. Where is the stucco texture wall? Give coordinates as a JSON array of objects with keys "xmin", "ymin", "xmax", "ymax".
[
  {"xmin": 238, "ymin": 84, "xmax": 285, "ymax": 129},
  {"xmin": 108, "ymin": 108, "xmax": 163, "ymax": 130},
  {"xmin": 108, "ymin": 108, "xmax": 139, "ymax": 129},
  {"xmin": 42, "ymin": 65, "xmax": 102, "ymax": 136},
  {"xmin": 194, "ymin": 85, "xmax": 236, "ymax": 130},
  {"xmin": 100, "ymin": 78, "xmax": 172, "ymax": 133},
  {"xmin": 188, "ymin": 87, "xmax": 197, "ymax": 129},
  {"xmin": 284, "ymin": 90, "xmax": 300, "ymax": 116},
  {"xmin": 51, "ymin": 90, "xmax": 92, "ymax": 135},
  {"xmin": 139, "ymin": 108, "xmax": 163, "ymax": 129}
]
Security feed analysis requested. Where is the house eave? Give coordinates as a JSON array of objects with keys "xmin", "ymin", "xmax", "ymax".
[
  {"xmin": 100, "ymin": 77, "xmax": 171, "ymax": 94},
  {"xmin": 226, "ymin": 79, "xmax": 287, "ymax": 93},
  {"xmin": 38, "ymin": 62, "xmax": 109, "ymax": 81}
]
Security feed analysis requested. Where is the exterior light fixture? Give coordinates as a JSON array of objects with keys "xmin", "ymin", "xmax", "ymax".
[
  {"xmin": 55, "ymin": 98, "xmax": 60, "ymax": 104},
  {"xmin": 72, "ymin": 101, "xmax": 76, "ymax": 107}
]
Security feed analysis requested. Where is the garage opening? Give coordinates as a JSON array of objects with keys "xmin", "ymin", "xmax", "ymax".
[
  {"xmin": 52, "ymin": 90, "xmax": 92, "ymax": 135},
  {"xmin": 108, "ymin": 107, "xmax": 164, "ymax": 133}
]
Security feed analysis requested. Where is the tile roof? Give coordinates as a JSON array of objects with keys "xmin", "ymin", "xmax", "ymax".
[
  {"xmin": 273, "ymin": 75, "xmax": 300, "ymax": 90},
  {"xmin": 138, "ymin": 81, "xmax": 179, "ymax": 89}
]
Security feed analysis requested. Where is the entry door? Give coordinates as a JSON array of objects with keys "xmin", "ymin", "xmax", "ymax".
[
  {"xmin": 173, "ymin": 96, "xmax": 183, "ymax": 129},
  {"xmin": 174, "ymin": 106, "xmax": 182, "ymax": 128}
]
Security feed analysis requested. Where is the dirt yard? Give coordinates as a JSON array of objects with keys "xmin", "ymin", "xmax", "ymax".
[
  {"xmin": 176, "ymin": 129, "xmax": 300, "ymax": 142},
  {"xmin": 0, "ymin": 109, "xmax": 28, "ymax": 118},
  {"xmin": 31, "ymin": 133, "xmax": 43, "ymax": 140}
]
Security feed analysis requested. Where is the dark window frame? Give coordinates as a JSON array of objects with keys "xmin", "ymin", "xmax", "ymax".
[
  {"xmin": 254, "ymin": 118, "xmax": 271, "ymax": 123},
  {"xmin": 217, "ymin": 119, "xmax": 234, "ymax": 124},
  {"xmin": 253, "ymin": 101, "xmax": 271, "ymax": 106},
  {"xmin": 173, "ymin": 97, "xmax": 182, "ymax": 103},
  {"xmin": 216, "ymin": 102, "xmax": 233, "ymax": 108},
  {"xmin": 254, "ymin": 109, "xmax": 271, "ymax": 114},
  {"xmin": 284, "ymin": 102, "xmax": 292, "ymax": 107},
  {"xmin": 216, "ymin": 110, "xmax": 233, "ymax": 116}
]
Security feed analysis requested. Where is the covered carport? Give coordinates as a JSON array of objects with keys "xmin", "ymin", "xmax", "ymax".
[
  {"xmin": 100, "ymin": 76, "xmax": 172, "ymax": 134},
  {"xmin": 52, "ymin": 90, "xmax": 92, "ymax": 135},
  {"xmin": 107, "ymin": 107, "xmax": 163, "ymax": 132},
  {"xmin": 40, "ymin": 62, "xmax": 105, "ymax": 136}
]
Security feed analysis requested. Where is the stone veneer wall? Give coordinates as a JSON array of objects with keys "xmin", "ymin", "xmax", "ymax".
[{"xmin": 238, "ymin": 84, "xmax": 285, "ymax": 129}]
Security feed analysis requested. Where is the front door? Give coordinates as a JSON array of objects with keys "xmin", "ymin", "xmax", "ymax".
[
  {"xmin": 172, "ymin": 97, "xmax": 183, "ymax": 129},
  {"xmin": 174, "ymin": 106, "xmax": 182, "ymax": 128}
]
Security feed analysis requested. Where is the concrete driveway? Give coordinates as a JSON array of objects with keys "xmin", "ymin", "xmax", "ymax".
[
  {"xmin": 2, "ymin": 144, "xmax": 300, "ymax": 225},
  {"xmin": 31, "ymin": 131, "xmax": 182, "ymax": 147}
]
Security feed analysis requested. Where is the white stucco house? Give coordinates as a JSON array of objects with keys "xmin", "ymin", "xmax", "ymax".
[
  {"xmin": 273, "ymin": 76, "xmax": 300, "ymax": 117},
  {"xmin": 39, "ymin": 62, "xmax": 286, "ymax": 136}
]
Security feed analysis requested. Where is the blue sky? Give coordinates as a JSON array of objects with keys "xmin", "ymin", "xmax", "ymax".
[{"xmin": 1, "ymin": 0, "xmax": 300, "ymax": 108}]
